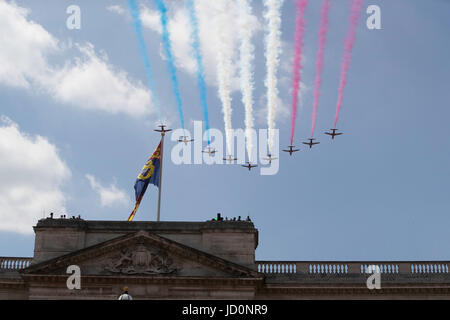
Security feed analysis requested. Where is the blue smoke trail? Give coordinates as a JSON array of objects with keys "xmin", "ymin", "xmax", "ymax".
[
  {"xmin": 186, "ymin": 0, "xmax": 211, "ymax": 145},
  {"xmin": 154, "ymin": 0, "xmax": 185, "ymax": 131},
  {"xmin": 128, "ymin": 0, "xmax": 162, "ymax": 121}
]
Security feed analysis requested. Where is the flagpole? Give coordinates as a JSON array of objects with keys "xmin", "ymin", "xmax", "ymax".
[
  {"xmin": 154, "ymin": 124, "xmax": 171, "ymax": 222},
  {"xmin": 156, "ymin": 131, "xmax": 164, "ymax": 222}
]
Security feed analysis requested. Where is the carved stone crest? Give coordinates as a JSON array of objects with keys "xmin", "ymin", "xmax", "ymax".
[{"xmin": 104, "ymin": 244, "xmax": 179, "ymax": 275}]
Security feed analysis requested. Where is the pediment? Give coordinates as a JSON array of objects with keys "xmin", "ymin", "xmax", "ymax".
[{"xmin": 21, "ymin": 231, "xmax": 260, "ymax": 279}]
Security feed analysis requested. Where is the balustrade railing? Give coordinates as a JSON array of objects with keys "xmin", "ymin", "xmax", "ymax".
[
  {"xmin": 0, "ymin": 257, "xmax": 32, "ymax": 271},
  {"xmin": 2, "ymin": 257, "xmax": 449, "ymax": 276},
  {"xmin": 256, "ymin": 261, "xmax": 449, "ymax": 275}
]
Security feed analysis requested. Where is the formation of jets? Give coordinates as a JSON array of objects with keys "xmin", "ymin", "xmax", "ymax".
[
  {"xmin": 171, "ymin": 123, "xmax": 343, "ymax": 171},
  {"xmin": 279, "ymin": 129, "xmax": 343, "ymax": 160}
]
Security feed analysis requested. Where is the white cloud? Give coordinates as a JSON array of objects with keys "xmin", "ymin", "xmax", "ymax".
[
  {"xmin": 48, "ymin": 44, "xmax": 153, "ymax": 117},
  {"xmin": 0, "ymin": 1, "xmax": 154, "ymax": 117},
  {"xmin": 85, "ymin": 174, "xmax": 130, "ymax": 208},
  {"xmin": 0, "ymin": 117, "xmax": 70, "ymax": 234},
  {"xmin": 0, "ymin": 1, "xmax": 58, "ymax": 88}
]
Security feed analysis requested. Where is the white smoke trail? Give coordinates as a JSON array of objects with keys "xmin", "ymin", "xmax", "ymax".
[
  {"xmin": 237, "ymin": 0, "xmax": 255, "ymax": 163},
  {"xmin": 214, "ymin": 0, "xmax": 234, "ymax": 156},
  {"xmin": 264, "ymin": 0, "xmax": 284, "ymax": 154}
]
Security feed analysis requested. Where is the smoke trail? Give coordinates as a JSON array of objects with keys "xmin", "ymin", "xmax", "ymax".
[
  {"xmin": 186, "ymin": 0, "xmax": 211, "ymax": 145},
  {"xmin": 154, "ymin": 0, "xmax": 185, "ymax": 130},
  {"xmin": 290, "ymin": 0, "xmax": 308, "ymax": 146},
  {"xmin": 237, "ymin": 0, "xmax": 256, "ymax": 162},
  {"xmin": 334, "ymin": 0, "xmax": 363, "ymax": 128},
  {"xmin": 214, "ymin": 0, "xmax": 234, "ymax": 155},
  {"xmin": 128, "ymin": 0, "xmax": 161, "ymax": 121},
  {"xmin": 264, "ymin": 0, "xmax": 284, "ymax": 154},
  {"xmin": 310, "ymin": 0, "xmax": 330, "ymax": 138}
]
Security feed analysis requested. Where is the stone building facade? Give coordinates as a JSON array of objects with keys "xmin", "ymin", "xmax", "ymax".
[{"xmin": 0, "ymin": 217, "xmax": 449, "ymax": 299}]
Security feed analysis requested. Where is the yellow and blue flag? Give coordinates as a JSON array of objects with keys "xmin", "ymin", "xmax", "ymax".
[{"xmin": 128, "ymin": 141, "xmax": 161, "ymax": 221}]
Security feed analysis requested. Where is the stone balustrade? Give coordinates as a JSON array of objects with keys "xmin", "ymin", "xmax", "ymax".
[
  {"xmin": 256, "ymin": 261, "xmax": 449, "ymax": 275},
  {"xmin": 0, "ymin": 257, "xmax": 32, "ymax": 271}
]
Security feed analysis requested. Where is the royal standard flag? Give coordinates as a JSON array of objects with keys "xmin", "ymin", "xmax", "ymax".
[{"xmin": 128, "ymin": 140, "xmax": 162, "ymax": 221}]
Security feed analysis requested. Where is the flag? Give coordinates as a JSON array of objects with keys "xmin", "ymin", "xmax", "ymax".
[{"xmin": 128, "ymin": 140, "xmax": 162, "ymax": 221}]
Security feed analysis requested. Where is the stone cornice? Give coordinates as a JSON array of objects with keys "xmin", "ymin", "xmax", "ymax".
[
  {"xmin": 34, "ymin": 219, "xmax": 256, "ymax": 232},
  {"xmin": 20, "ymin": 274, "xmax": 263, "ymax": 287}
]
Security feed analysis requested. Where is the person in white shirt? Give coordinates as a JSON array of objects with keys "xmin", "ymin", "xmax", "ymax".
[{"xmin": 118, "ymin": 286, "xmax": 133, "ymax": 300}]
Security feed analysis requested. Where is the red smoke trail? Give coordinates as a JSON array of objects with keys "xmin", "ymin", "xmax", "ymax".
[
  {"xmin": 290, "ymin": 0, "xmax": 308, "ymax": 146},
  {"xmin": 333, "ymin": 0, "xmax": 363, "ymax": 129},
  {"xmin": 310, "ymin": 0, "xmax": 330, "ymax": 138}
]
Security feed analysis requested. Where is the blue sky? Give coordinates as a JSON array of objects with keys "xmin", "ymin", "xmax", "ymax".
[{"xmin": 0, "ymin": 0, "xmax": 449, "ymax": 262}]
